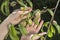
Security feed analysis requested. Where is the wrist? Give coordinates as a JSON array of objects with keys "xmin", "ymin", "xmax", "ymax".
[{"xmin": 0, "ymin": 18, "xmax": 10, "ymax": 40}]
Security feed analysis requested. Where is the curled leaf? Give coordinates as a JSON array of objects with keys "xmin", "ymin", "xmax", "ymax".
[
  {"xmin": 43, "ymin": 22, "xmax": 49, "ymax": 27},
  {"xmin": 20, "ymin": 21, "xmax": 27, "ymax": 27},
  {"xmin": 51, "ymin": 25, "xmax": 55, "ymax": 34},
  {"xmin": 28, "ymin": 19, "xmax": 32, "ymax": 25},
  {"xmin": 26, "ymin": 0, "xmax": 33, "ymax": 8},
  {"xmin": 18, "ymin": 25, "xmax": 28, "ymax": 35},
  {"xmin": 53, "ymin": 21, "xmax": 60, "ymax": 34},
  {"xmin": 47, "ymin": 9, "xmax": 54, "ymax": 17},
  {"xmin": 16, "ymin": 0, "xmax": 27, "ymax": 7},
  {"xmin": 47, "ymin": 29, "xmax": 53, "ymax": 38},
  {"xmin": 1, "ymin": 0, "xmax": 10, "ymax": 16},
  {"xmin": 9, "ymin": 24, "xmax": 19, "ymax": 40},
  {"xmin": 34, "ymin": 19, "xmax": 39, "ymax": 25},
  {"xmin": 10, "ymin": 1, "xmax": 17, "ymax": 7}
]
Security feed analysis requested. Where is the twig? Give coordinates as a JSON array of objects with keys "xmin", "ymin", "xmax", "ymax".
[{"xmin": 45, "ymin": 0, "xmax": 60, "ymax": 40}]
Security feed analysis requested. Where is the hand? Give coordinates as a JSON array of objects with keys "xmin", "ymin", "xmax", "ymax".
[
  {"xmin": 21, "ymin": 18, "xmax": 47, "ymax": 40},
  {"xmin": 7, "ymin": 7, "xmax": 32, "ymax": 25},
  {"xmin": 0, "ymin": 7, "xmax": 32, "ymax": 40}
]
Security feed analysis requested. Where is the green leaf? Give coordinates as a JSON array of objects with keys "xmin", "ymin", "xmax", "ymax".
[
  {"xmin": 51, "ymin": 25, "xmax": 55, "ymax": 34},
  {"xmin": 41, "ymin": 37, "xmax": 45, "ymax": 40},
  {"xmin": 47, "ymin": 9, "xmax": 54, "ymax": 17},
  {"xmin": 28, "ymin": 19, "xmax": 32, "ymax": 25},
  {"xmin": 53, "ymin": 21, "xmax": 60, "ymax": 34},
  {"xmin": 34, "ymin": 19, "xmax": 39, "ymax": 25},
  {"xmin": 20, "ymin": 21, "xmax": 27, "ymax": 27},
  {"xmin": 47, "ymin": 29, "xmax": 53, "ymax": 38},
  {"xmin": 27, "ymin": 13, "xmax": 32, "ymax": 19},
  {"xmin": 1, "ymin": 2, "xmax": 6, "ymax": 15},
  {"xmin": 18, "ymin": 25, "xmax": 28, "ymax": 35},
  {"xmin": 9, "ymin": 24, "xmax": 19, "ymax": 40},
  {"xmin": 43, "ymin": 22, "xmax": 49, "ymax": 27},
  {"xmin": 26, "ymin": 0, "xmax": 33, "ymax": 8},
  {"xmin": 16, "ymin": 0, "xmax": 27, "ymax": 7},
  {"xmin": 10, "ymin": 1, "xmax": 17, "ymax": 7},
  {"xmin": 5, "ymin": 0, "xmax": 10, "ymax": 15},
  {"xmin": 34, "ymin": 9, "xmax": 41, "ymax": 15},
  {"xmin": 1, "ymin": 0, "xmax": 10, "ymax": 16}
]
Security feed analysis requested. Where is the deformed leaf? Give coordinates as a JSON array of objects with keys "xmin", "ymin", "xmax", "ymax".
[
  {"xmin": 20, "ymin": 7, "xmax": 27, "ymax": 11},
  {"xmin": 34, "ymin": 19, "xmax": 39, "ymax": 25},
  {"xmin": 51, "ymin": 25, "xmax": 55, "ymax": 34},
  {"xmin": 47, "ymin": 29, "xmax": 53, "ymax": 38},
  {"xmin": 20, "ymin": 21, "xmax": 27, "ymax": 27},
  {"xmin": 16, "ymin": 0, "xmax": 27, "ymax": 7},
  {"xmin": 1, "ymin": 0, "xmax": 10, "ymax": 16},
  {"xmin": 9, "ymin": 24, "xmax": 19, "ymax": 40},
  {"xmin": 18, "ymin": 25, "xmax": 28, "ymax": 35},
  {"xmin": 43, "ymin": 22, "xmax": 49, "ymax": 27},
  {"xmin": 47, "ymin": 9, "xmax": 54, "ymax": 17},
  {"xmin": 26, "ymin": 0, "xmax": 33, "ymax": 8},
  {"xmin": 53, "ymin": 21, "xmax": 60, "ymax": 34},
  {"xmin": 27, "ymin": 13, "xmax": 32, "ymax": 19},
  {"xmin": 28, "ymin": 19, "xmax": 32, "ymax": 25}
]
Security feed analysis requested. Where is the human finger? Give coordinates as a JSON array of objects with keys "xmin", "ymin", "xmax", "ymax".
[
  {"xmin": 30, "ymin": 22, "xmax": 34, "ymax": 27},
  {"xmin": 34, "ymin": 18, "xmax": 41, "ymax": 29},
  {"xmin": 31, "ymin": 32, "xmax": 47, "ymax": 40},
  {"xmin": 36, "ymin": 20, "xmax": 44, "ymax": 33}
]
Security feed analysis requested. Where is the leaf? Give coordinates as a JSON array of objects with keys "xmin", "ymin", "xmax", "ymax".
[
  {"xmin": 43, "ymin": 22, "xmax": 49, "ymax": 27},
  {"xmin": 51, "ymin": 25, "xmax": 55, "ymax": 34},
  {"xmin": 16, "ymin": 0, "xmax": 27, "ymax": 7},
  {"xmin": 41, "ymin": 37, "xmax": 45, "ymax": 40},
  {"xmin": 20, "ymin": 21, "xmax": 27, "ymax": 27},
  {"xmin": 18, "ymin": 25, "xmax": 28, "ymax": 35},
  {"xmin": 5, "ymin": 0, "xmax": 10, "ymax": 15},
  {"xmin": 1, "ymin": 2, "xmax": 6, "ymax": 15},
  {"xmin": 53, "ymin": 21, "xmax": 60, "ymax": 34},
  {"xmin": 34, "ymin": 19, "xmax": 39, "ymax": 25},
  {"xmin": 47, "ymin": 9, "xmax": 54, "ymax": 17},
  {"xmin": 26, "ymin": 0, "xmax": 33, "ymax": 8},
  {"xmin": 10, "ymin": 1, "xmax": 17, "ymax": 7},
  {"xmin": 34, "ymin": 9, "xmax": 41, "ymax": 16},
  {"xmin": 47, "ymin": 29, "xmax": 53, "ymax": 38},
  {"xmin": 27, "ymin": 13, "xmax": 32, "ymax": 19},
  {"xmin": 33, "ymin": 9, "xmax": 41, "ymax": 25},
  {"xmin": 28, "ymin": 19, "xmax": 32, "ymax": 25},
  {"xmin": 1, "ymin": 0, "xmax": 10, "ymax": 16},
  {"xmin": 9, "ymin": 24, "xmax": 19, "ymax": 40}
]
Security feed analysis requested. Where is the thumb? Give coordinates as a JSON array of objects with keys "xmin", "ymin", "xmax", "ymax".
[{"xmin": 31, "ymin": 32, "xmax": 47, "ymax": 40}]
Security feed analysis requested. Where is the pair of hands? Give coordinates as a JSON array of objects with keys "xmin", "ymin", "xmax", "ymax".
[
  {"xmin": 7, "ymin": 7, "xmax": 46, "ymax": 40},
  {"xmin": 1, "ymin": 7, "xmax": 46, "ymax": 40}
]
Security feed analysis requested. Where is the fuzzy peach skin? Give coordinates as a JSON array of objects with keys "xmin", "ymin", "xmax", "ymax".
[{"xmin": 0, "ymin": 7, "xmax": 32, "ymax": 40}]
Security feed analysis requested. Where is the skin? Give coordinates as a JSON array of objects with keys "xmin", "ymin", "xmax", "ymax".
[
  {"xmin": 0, "ymin": 7, "xmax": 47, "ymax": 40},
  {"xmin": 0, "ymin": 7, "xmax": 32, "ymax": 40},
  {"xmin": 21, "ymin": 18, "xmax": 47, "ymax": 40}
]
